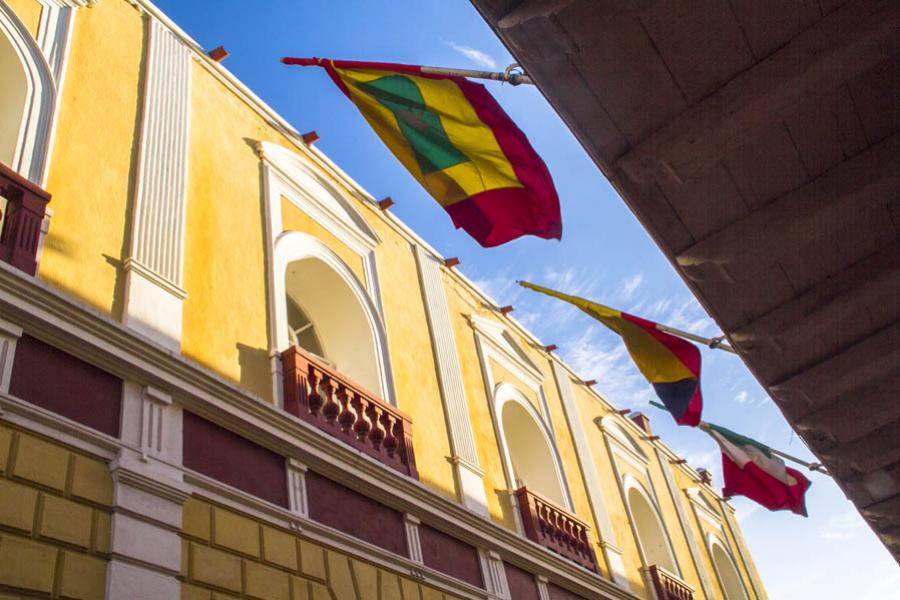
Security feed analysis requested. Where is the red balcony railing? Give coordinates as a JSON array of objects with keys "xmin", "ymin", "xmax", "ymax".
[
  {"xmin": 281, "ymin": 345, "xmax": 417, "ymax": 479},
  {"xmin": 647, "ymin": 565, "xmax": 694, "ymax": 600},
  {"xmin": 515, "ymin": 486, "xmax": 598, "ymax": 572},
  {"xmin": 0, "ymin": 162, "xmax": 50, "ymax": 276}
]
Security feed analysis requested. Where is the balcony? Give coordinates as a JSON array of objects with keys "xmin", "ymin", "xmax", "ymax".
[
  {"xmin": 0, "ymin": 162, "xmax": 50, "ymax": 276},
  {"xmin": 514, "ymin": 486, "xmax": 598, "ymax": 572},
  {"xmin": 281, "ymin": 345, "xmax": 417, "ymax": 479},
  {"xmin": 647, "ymin": 565, "xmax": 694, "ymax": 600}
]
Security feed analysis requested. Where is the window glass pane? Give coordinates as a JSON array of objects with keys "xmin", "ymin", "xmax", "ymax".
[{"xmin": 286, "ymin": 297, "xmax": 325, "ymax": 358}]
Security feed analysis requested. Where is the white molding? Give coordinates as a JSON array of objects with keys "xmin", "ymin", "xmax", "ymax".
[
  {"xmin": 268, "ymin": 230, "xmax": 395, "ymax": 405},
  {"xmin": 718, "ymin": 498, "xmax": 764, "ymax": 600},
  {"xmin": 413, "ymin": 244, "xmax": 487, "ymax": 514},
  {"xmin": 0, "ymin": 263, "xmax": 637, "ymax": 600},
  {"xmin": 470, "ymin": 314, "xmax": 543, "ymax": 390},
  {"xmin": 404, "ymin": 513, "xmax": 423, "ymax": 565},
  {"xmin": 0, "ymin": 316, "xmax": 22, "ymax": 393},
  {"xmin": 480, "ymin": 549, "xmax": 511, "ymax": 599},
  {"xmin": 287, "ymin": 457, "xmax": 308, "ymax": 518},
  {"xmin": 0, "ymin": 0, "xmax": 57, "ymax": 184},
  {"xmin": 686, "ymin": 488, "xmax": 725, "ymax": 530},
  {"xmin": 123, "ymin": 14, "xmax": 191, "ymax": 350},
  {"xmin": 259, "ymin": 143, "xmax": 397, "ymax": 407},
  {"xmin": 654, "ymin": 448, "xmax": 715, "ymax": 599},
  {"xmin": 707, "ymin": 533, "xmax": 751, "ymax": 600},
  {"xmin": 492, "ymin": 382, "xmax": 573, "ymax": 514},
  {"xmin": 551, "ymin": 361, "xmax": 629, "ymax": 588},
  {"xmin": 536, "ymin": 575, "xmax": 551, "ymax": 600}
]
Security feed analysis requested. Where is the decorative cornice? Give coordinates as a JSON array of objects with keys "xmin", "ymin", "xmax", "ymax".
[
  {"xmin": 0, "ymin": 263, "xmax": 637, "ymax": 599},
  {"xmin": 122, "ymin": 258, "xmax": 188, "ymax": 299}
]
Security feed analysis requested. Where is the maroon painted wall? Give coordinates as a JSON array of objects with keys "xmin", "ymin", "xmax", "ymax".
[
  {"xmin": 549, "ymin": 582, "xmax": 589, "ymax": 600},
  {"xmin": 182, "ymin": 411, "xmax": 288, "ymax": 507},
  {"xmin": 505, "ymin": 561, "xmax": 541, "ymax": 600},
  {"xmin": 9, "ymin": 334, "xmax": 122, "ymax": 437},
  {"xmin": 419, "ymin": 523, "xmax": 484, "ymax": 589},
  {"xmin": 305, "ymin": 470, "xmax": 407, "ymax": 556}
]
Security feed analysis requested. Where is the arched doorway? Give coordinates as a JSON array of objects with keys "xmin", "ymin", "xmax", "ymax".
[
  {"xmin": 272, "ymin": 231, "xmax": 392, "ymax": 403},
  {"xmin": 711, "ymin": 537, "xmax": 749, "ymax": 600},
  {"xmin": 283, "ymin": 256, "xmax": 380, "ymax": 394},
  {"xmin": 626, "ymin": 482, "xmax": 678, "ymax": 574}
]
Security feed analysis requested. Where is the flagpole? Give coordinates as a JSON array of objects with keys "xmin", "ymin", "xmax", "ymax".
[
  {"xmin": 419, "ymin": 64, "xmax": 533, "ymax": 85},
  {"xmin": 653, "ymin": 323, "xmax": 737, "ymax": 354}
]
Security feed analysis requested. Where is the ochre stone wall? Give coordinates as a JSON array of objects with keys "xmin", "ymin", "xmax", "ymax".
[
  {"xmin": 180, "ymin": 497, "xmax": 466, "ymax": 600},
  {"xmin": 0, "ymin": 423, "xmax": 112, "ymax": 599}
]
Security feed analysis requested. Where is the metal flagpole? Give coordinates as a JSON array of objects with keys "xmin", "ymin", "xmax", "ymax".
[
  {"xmin": 653, "ymin": 323, "xmax": 736, "ymax": 354},
  {"xmin": 697, "ymin": 420, "xmax": 830, "ymax": 476},
  {"xmin": 419, "ymin": 63, "xmax": 533, "ymax": 85}
]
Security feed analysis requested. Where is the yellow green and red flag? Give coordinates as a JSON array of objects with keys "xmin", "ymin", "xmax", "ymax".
[
  {"xmin": 520, "ymin": 281, "xmax": 703, "ymax": 426},
  {"xmin": 282, "ymin": 58, "xmax": 561, "ymax": 247}
]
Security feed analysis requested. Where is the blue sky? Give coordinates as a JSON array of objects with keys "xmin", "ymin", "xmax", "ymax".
[{"xmin": 154, "ymin": 1, "xmax": 899, "ymax": 596}]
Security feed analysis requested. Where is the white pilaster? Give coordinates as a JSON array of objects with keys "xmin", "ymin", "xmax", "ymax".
[
  {"xmin": 654, "ymin": 447, "xmax": 715, "ymax": 599},
  {"xmin": 413, "ymin": 245, "xmax": 488, "ymax": 515},
  {"xmin": 106, "ymin": 455, "xmax": 189, "ymax": 599},
  {"xmin": 480, "ymin": 549, "xmax": 511, "ymax": 599},
  {"xmin": 404, "ymin": 514, "xmax": 423, "ymax": 565},
  {"xmin": 0, "ymin": 317, "xmax": 23, "ymax": 394},
  {"xmin": 536, "ymin": 575, "xmax": 551, "ymax": 600},
  {"xmin": 287, "ymin": 458, "xmax": 309, "ymax": 518},
  {"xmin": 550, "ymin": 361, "xmax": 629, "ymax": 587},
  {"xmin": 123, "ymin": 16, "xmax": 191, "ymax": 350}
]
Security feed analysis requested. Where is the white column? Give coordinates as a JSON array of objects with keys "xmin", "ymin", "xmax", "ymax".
[
  {"xmin": 123, "ymin": 16, "xmax": 191, "ymax": 351},
  {"xmin": 287, "ymin": 458, "xmax": 309, "ymax": 518},
  {"xmin": 550, "ymin": 361, "xmax": 629, "ymax": 587},
  {"xmin": 479, "ymin": 549, "xmax": 510, "ymax": 599},
  {"xmin": 413, "ymin": 245, "xmax": 488, "ymax": 515},
  {"xmin": 0, "ymin": 317, "xmax": 23, "ymax": 394},
  {"xmin": 106, "ymin": 382, "xmax": 187, "ymax": 598},
  {"xmin": 654, "ymin": 448, "xmax": 715, "ymax": 599}
]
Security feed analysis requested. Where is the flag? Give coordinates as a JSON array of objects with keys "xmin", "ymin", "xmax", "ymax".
[
  {"xmin": 705, "ymin": 424, "xmax": 811, "ymax": 516},
  {"xmin": 282, "ymin": 58, "xmax": 561, "ymax": 247},
  {"xmin": 519, "ymin": 281, "xmax": 702, "ymax": 426}
]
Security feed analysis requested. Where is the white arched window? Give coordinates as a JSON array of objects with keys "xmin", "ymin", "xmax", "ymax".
[
  {"xmin": 495, "ymin": 383, "xmax": 570, "ymax": 509},
  {"xmin": 0, "ymin": 2, "xmax": 57, "ymax": 184},
  {"xmin": 624, "ymin": 477, "xmax": 679, "ymax": 574},
  {"xmin": 272, "ymin": 231, "xmax": 391, "ymax": 401},
  {"xmin": 709, "ymin": 535, "xmax": 749, "ymax": 600}
]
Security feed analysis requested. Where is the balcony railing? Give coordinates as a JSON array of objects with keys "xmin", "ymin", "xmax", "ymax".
[
  {"xmin": 0, "ymin": 162, "xmax": 50, "ymax": 276},
  {"xmin": 647, "ymin": 565, "xmax": 694, "ymax": 600},
  {"xmin": 514, "ymin": 486, "xmax": 598, "ymax": 572},
  {"xmin": 281, "ymin": 345, "xmax": 417, "ymax": 479}
]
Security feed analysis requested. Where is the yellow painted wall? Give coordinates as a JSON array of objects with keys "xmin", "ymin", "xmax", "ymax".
[
  {"xmin": 38, "ymin": 0, "xmax": 144, "ymax": 317},
  {"xmin": 366, "ymin": 214, "xmax": 455, "ymax": 502},
  {"xmin": 180, "ymin": 496, "xmax": 465, "ymax": 600},
  {"xmin": 0, "ymin": 423, "xmax": 111, "ymax": 599},
  {"xmin": 5, "ymin": 0, "xmax": 42, "ymax": 39},
  {"xmin": 280, "ymin": 196, "xmax": 365, "ymax": 283},
  {"xmin": 181, "ymin": 60, "xmax": 297, "ymax": 402}
]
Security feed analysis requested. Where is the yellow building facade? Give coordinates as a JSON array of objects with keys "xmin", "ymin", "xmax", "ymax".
[{"xmin": 0, "ymin": 1, "xmax": 765, "ymax": 599}]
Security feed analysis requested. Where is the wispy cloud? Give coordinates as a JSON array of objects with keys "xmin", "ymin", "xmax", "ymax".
[
  {"xmin": 444, "ymin": 41, "xmax": 497, "ymax": 69},
  {"xmin": 820, "ymin": 509, "xmax": 867, "ymax": 542},
  {"xmin": 734, "ymin": 390, "xmax": 750, "ymax": 404},
  {"xmin": 618, "ymin": 273, "xmax": 644, "ymax": 300}
]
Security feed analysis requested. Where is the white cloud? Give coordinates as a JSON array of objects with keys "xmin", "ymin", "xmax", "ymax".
[
  {"xmin": 820, "ymin": 509, "xmax": 867, "ymax": 542},
  {"xmin": 444, "ymin": 41, "xmax": 497, "ymax": 69},
  {"xmin": 618, "ymin": 273, "xmax": 644, "ymax": 300},
  {"xmin": 734, "ymin": 390, "xmax": 750, "ymax": 404}
]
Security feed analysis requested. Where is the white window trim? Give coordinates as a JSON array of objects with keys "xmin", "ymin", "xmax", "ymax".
[
  {"xmin": 707, "ymin": 533, "xmax": 751, "ymax": 600},
  {"xmin": 0, "ymin": 0, "xmax": 58, "ymax": 185},
  {"xmin": 621, "ymin": 474, "xmax": 682, "ymax": 578}
]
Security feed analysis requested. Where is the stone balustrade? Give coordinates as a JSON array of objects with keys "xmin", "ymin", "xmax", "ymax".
[{"xmin": 515, "ymin": 486, "xmax": 598, "ymax": 572}]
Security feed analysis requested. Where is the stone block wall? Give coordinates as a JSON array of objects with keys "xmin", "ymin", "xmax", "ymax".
[
  {"xmin": 0, "ymin": 423, "xmax": 112, "ymax": 599},
  {"xmin": 179, "ymin": 497, "xmax": 466, "ymax": 600}
]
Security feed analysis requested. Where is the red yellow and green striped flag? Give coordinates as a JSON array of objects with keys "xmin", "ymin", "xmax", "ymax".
[
  {"xmin": 282, "ymin": 58, "xmax": 561, "ymax": 247},
  {"xmin": 520, "ymin": 281, "xmax": 703, "ymax": 426}
]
